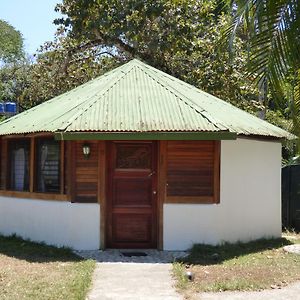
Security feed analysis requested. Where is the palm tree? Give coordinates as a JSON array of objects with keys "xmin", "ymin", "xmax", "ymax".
[{"xmin": 225, "ymin": 0, "xmax": 300, "ymax": 138}]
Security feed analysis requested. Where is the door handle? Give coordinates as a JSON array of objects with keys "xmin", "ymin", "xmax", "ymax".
[
  {"xmin": 153, "ymin": 190, "xmax": 157, "ymax": 195},
  {"xmin": 148, "ymin": 171, "xmax": 156, "ymax": 177}
]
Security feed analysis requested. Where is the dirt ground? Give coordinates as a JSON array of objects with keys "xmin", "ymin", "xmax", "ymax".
[{"xmin": 195, "ymin": 281, "xmax": 300, "ymax": 300}]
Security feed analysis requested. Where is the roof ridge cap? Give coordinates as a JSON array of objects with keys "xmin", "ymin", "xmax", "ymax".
[
  {"xmin": 137, "ymin": 64, "xmax": 227, "ymax": 131},
  {"xmin": 58, "ymin": 63, "xmax": 135, "ymax": 132}
]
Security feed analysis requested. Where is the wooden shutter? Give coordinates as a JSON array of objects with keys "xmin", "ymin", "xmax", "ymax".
[
  {"xmin": 166, "ymin": 141, "xmax": 220, "ymax": 203},
  {"xmin": 0, "ymin": 139, "xmax": 5, "ymax": 190},
  {"xmin": 73, "ymin": 141, "xmax": 99, "ymax": 203}
]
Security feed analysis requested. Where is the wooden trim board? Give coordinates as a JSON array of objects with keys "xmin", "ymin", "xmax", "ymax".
[
  {"xmin": 99, "ymin": 141, "xmax": 106, "ymax": 249},
  {"xmin": 55, "ymin": 131, "xmax": 237, "ymax": 141},
  {"xmin": 0, "ymin": 190, "xmax": 69, "ymax": 201},
  {"xmin": 157, "ymin": 141, "xmax": 167, "ymax": 250}
]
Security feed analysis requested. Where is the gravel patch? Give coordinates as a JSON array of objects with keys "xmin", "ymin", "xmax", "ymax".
[
  {"xmin": 283, "ymin": 244, "xmax": 300, "ymax": 255},
  {"xmin": 74, "ymin": 249, "xmax": 188, "ymax": 263}
]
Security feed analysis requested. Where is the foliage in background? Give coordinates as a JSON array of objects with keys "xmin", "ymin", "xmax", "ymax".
[
  {"xmin": 224, "ymin": 0, "xmax": 299, "ymax": 144},
  {"xmin": 0, "ymin": 19, "xmax": 26, "ymax": 105},
  {"xmin": 54, "ymin": 0, "xmax": 262, "ymax": 113},
  {"xmin": 0, "ymin": 58, "xmax": 31, "ymax": 103},
  {"xmin": 22, "ymin": 33, "xmax": 119, "ymax": 107},
  {"xmin": 0, "ymin": 20, "xmax": 24, "ymax": 63}
]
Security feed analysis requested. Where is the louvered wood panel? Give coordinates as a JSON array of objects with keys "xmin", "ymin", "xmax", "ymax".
[
  {"xmin": 74, "ymin": 141, "xmax": 98, "ymax": 203},
  {"xmin": 0, "ymin": 139, "xmax": 6, "ymax": 189},
  {"xmin": 166, "ymin": 141, "xmax": 219, "ymax": 203}
]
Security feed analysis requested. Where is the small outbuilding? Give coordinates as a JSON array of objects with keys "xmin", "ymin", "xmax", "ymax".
[{"xmin": 0, "ymin": 59, "xmax": 292, "ymax": 250}]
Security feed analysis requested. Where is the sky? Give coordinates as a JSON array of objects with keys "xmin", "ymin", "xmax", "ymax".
[{"xmin": 0, "ymin": 0, "xmax": 62, "ymax": 55}]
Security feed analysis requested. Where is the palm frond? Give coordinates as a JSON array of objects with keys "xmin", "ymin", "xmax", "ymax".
[
  {"xmin": 224, "ymin": 0, "xmax": 299, "ymax": 84},
  {"xmin": 224, "ymin": 0, "xmax": 299, "ymax": 139},
  {"xmin": 291, "ymin": 71, "xmax": 300, "ymax": 145}
]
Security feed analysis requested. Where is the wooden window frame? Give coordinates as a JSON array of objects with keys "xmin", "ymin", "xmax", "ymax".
[
  {"xmin": 34, "ymin": 137, "xmax": 63, "ymax": 194},
  {"xmin": 164, "ymin": 140, "xmax": 220, "ymax": 204},
  {"xmin": 6, "ymin": 138, "xmax": 31, "ymax": 192},
  {"xmin": 0, "ymin": 135, "xmax": 69, "ymax": 201}
]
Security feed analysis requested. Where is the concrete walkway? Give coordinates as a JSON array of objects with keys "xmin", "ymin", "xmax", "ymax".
[
  {"xmin": 76, "ymin": 248, "xmax": 300, "ymax": 300},
  {"xmin": 87, "ymin": 262, "xmax": 181, "ymax": 300},
  {"xmin": 75, "ymin": 250, "xmax": 186, "ymax": 300}
]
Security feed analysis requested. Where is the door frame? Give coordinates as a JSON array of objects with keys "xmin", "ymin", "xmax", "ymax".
[{"xmin": 100, "ymin": 140, "xmax": 163, "ymax": 249}]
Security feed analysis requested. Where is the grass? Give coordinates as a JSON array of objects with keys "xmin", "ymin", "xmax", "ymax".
[
  {"xmin": 173, "ymin": 233, "xmax": 300, "ymax": 296},
  {"xmin": 283, "ymin": 228, "xmax": 300, "ymax": 244},
  {"xmin": 0, "ymin": 234, "xmax": 95, "ymax": 300}
]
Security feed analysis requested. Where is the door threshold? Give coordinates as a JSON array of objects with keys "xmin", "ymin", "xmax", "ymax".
[{"xmin": 121, "ymin": 251, "xmax": 148, "ymax": 257}]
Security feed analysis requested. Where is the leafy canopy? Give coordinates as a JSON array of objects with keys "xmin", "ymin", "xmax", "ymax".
[
  {"xmin": 224, "ymin": 0, "xmax": 299, "ymax": 137},
  {"xmin": 53, "ymin": 0, "xmax": 260, "ymax": 112},
  {"xmin": 23, "ymin": 33, "xmax": 118, "ymax": 107},
  {"xmin": 0, "ymin": 20, "xmax": 24, "ymax": 63}
]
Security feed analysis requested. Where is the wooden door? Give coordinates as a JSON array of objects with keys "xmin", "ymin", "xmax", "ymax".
[{"xmin": 107, "ymin": 141, "xmax": 157, "ymax": 248}]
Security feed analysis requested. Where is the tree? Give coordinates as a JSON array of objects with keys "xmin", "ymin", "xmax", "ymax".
[
  {"xmin": 0, "ymin": 20, "xmax": 24, "ymax": 63},
  {"xmin": 53, "ymin": 0, "xmax": 262, "ymax": 113},
  {"xmin": 0, "ymin": 19, "xmax": 26, "ymax": 111},
  {"xmin": 0, "ymin": 58, "xmax": 31, "ymax": 103},
  {"xmin": 54, "ymin": 0, "xmax": 208, "ymax": 71},
  {"xmin": 224, "ymin": 0, "xmax": 300, "ymax": 137},
  {"xmin": 21, "ymin": 33, "xmax": 119, "ymax": 107}
]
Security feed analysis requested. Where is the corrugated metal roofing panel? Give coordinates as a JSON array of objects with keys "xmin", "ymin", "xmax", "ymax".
[
  {"xmin": 66, "ymin": 65, "xmax": 220, "ymax": 132},
  {"xmin": 0, "ymin": 58, "xmax": 293, "ymax": 139},
  {"xmin": 141, "ymin": 61, "xmax": 291, "ymax": 138}
]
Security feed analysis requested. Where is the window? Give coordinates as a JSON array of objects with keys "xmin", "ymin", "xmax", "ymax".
[
  {"xmin": 0, "ymin": 137, "xmax": 66, "ymax": 200},
  {"xmin": 166, "ymin": 140, "xmax": 220, "ymax": 203},
  {"xmin": 35, "ymin": 139, "xmax": 60, "ymax": 193},
  {"xmin": 8, "ymin": 140, "xmax": 30, "ymax": 191},
  {"xmin": 116, "ymin": 144, "xmax": 151, "ymax": 169}
]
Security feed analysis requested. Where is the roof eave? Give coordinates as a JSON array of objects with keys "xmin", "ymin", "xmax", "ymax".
[{"xmin": 54, "ymin": 131, "xmax": 238, "ymax": 141}]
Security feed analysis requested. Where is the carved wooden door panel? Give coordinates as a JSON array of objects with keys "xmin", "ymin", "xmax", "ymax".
[{"xmin": 107, "ymin": 141, "xmax": 157, "ymax": 248}]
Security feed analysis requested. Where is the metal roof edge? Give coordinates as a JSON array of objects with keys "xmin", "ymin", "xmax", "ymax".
[
  {"xmin": 54, "ymin": 131, "xmax": 237, "ymax": 141},
  {"xmin": 237, "ymin": 134, "xmax": 286, "ymax": 142}
]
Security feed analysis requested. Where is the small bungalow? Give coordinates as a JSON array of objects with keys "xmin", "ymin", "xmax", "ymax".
[{"xmin": 0, "ymin": 59, "xmax": 292, "ymax": 250}]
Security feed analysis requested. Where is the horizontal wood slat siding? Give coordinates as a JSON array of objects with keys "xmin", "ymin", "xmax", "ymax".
[
  {"xmin": 0, "ymin": 139, "xmax": 6, "ymax": 190},
  {"xmin": 166, "ymin": 141, "xmax": 220, "ymax": 203},
  {"xmin": 73, "ymin": 141, "xmax": 99, "ymax": 203}
]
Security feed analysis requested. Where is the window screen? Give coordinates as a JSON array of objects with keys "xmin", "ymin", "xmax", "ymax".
[
  {"xmin": 36, "ymin": 139, "xmax": 60, "ymax": 193},
  {"xmin": 8, "ymin": 140, "xmax": 30, "ymax": 191}
]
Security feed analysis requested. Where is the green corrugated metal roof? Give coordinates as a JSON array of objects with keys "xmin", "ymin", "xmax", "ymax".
[{"xmin": 0, "ymin": 59, "xmax": 293, "ymax": 139}]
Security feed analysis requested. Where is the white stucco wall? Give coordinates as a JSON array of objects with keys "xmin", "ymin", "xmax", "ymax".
[
  {"xmin": 164, "ymin": 138, "xmax": 282, "ymax": 250},
  {"xmin": 0, "ymin": 138, "xmax": 282, "ymax": 251},
  {"xmin": 0, "ymin": 197, "xmax": 100, "ymax": 250}
]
